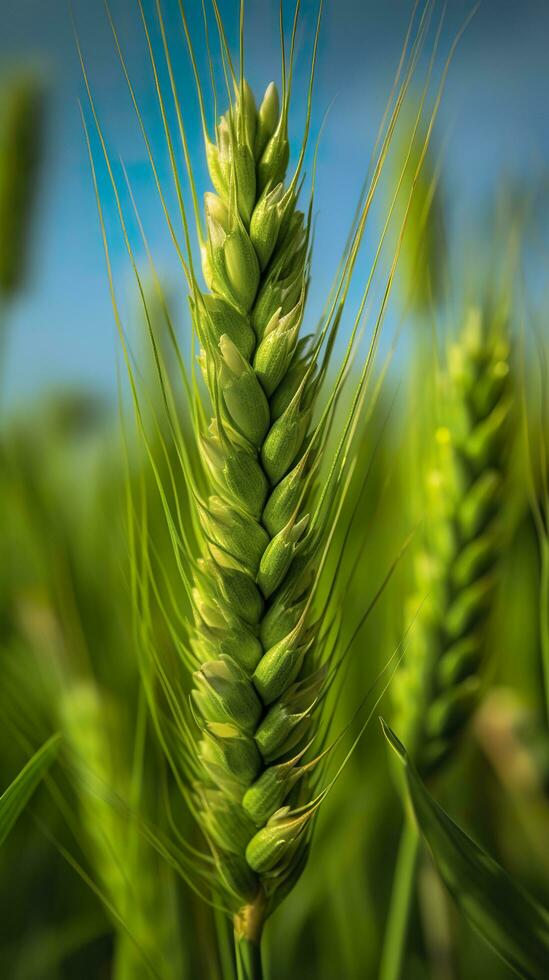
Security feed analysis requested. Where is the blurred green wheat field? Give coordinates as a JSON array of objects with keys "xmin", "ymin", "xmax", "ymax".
[{"xmin": 1, "ymin": 3, "xmax": 549, "ymax": 979}]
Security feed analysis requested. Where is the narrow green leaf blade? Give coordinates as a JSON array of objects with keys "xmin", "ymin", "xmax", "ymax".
[
  {"xmin": 0, "ymin": 733, "xmax": 61, "ymax": 847},
  {"xmin": 381, "ymin": 719, "xmax": 549, "ymax": 980}
]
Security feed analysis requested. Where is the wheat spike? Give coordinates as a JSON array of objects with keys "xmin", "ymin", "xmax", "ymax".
[
  {"xmin": 86, "ymin": 4, "xmax": 440, "ymax": 969},
  {"xmin": 188, "ymin": 76, "xmax": 326, "ymax": 934},
  {"xmin": 392, "ymin": 307, "xmax": 512, "ymax": 774}
]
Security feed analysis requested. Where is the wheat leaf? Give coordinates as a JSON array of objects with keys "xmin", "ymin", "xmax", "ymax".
[
  {"xmin": 0, "ymin": 733, "xmax": 61, "ymax": 848},
  {"xmin": 381, "ymin": 719, "xmax": 549, "ymax": 980}
]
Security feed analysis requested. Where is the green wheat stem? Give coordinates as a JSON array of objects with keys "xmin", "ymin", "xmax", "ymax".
[
  {"xmin": 214, "ymin": 904, "xmax": 237, "ymax": 980},
  {"xmin": 521, "ymin": 322, "xmax": 549, "ymax": 727},
  {"xmin": 235, "ymin": 935, "xmax": 263, "ymax": 980},
  {"xmin": 540, "ymin": 536, "xmax": 549, "ymax": 726},
  {"xmin": 379, "ymin": 816, "xmax": 420, "ymax": 980}
]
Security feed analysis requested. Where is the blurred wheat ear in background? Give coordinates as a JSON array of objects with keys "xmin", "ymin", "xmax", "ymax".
[
  {"xmin": 381, "ymin": 302, "xmax": 515, "ymax": 980},
  {"xmin": 394, "ymin": 307, "xmax": 512, "ymax": 775},
  {"xmin": 61, "ymin": 681, "xmax": 184, "ymax": 980},
  {"xmin": 0, "ymin": 68, "xmax": 45, "ymax": 405},
  {"xmin": 0, "ymin": 70, "xmax": 45, "ymax": 301}
]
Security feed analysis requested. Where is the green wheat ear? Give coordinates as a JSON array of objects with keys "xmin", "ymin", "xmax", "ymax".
[
  {"xmin": 392, "ymin": 307, "xmax": 512, "ymax": 775},
  {"xmin": 0, "ymin": 70, "xmax": 45, "ymax": 299},
  {"xmin": 119, "ymin": 60, "xmax": 410, "ymax": 967},
  {"xmin": 61, "ymin": 682, "xmax": 183, "ymax": 980},
  {"xmin": 189, "ymin": 77, "xmax": 322, "ymax": 934},
  {"xmin": 83, "ymin": 1, "xmax": 448, "ymax": 972}
]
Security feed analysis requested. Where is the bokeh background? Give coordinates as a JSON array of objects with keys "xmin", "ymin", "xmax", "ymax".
[
  {"xmin": 1, "ymin": 2, "xmax": 548, "ymax": 979},
  {"xmin": 2, "ymin": 0, "xmax": 549, "ymax": 408}
]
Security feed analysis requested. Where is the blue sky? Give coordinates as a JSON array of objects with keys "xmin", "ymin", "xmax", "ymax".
[{"xmin": 1, "ymin": 0, "xmax": 548, "ymax": 409}]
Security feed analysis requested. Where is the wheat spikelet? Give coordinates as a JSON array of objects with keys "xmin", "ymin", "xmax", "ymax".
[{"xmin": 392, "ymin": 307, "xmax": 512, "ymax": 775}]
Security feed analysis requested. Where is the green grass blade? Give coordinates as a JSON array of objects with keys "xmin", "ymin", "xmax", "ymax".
[
  {"xmin": 382, "ymin": 720, "xmax": 549, "ymax": 980},
  {"xmin": 0, "ymin": 733, "xmax": 61, "ymax": 848}
]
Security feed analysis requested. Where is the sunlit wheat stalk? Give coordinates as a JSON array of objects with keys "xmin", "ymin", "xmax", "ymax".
[{"xmin": 78, "ymin": 2, "xmax": 451, "ymax": 976}]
